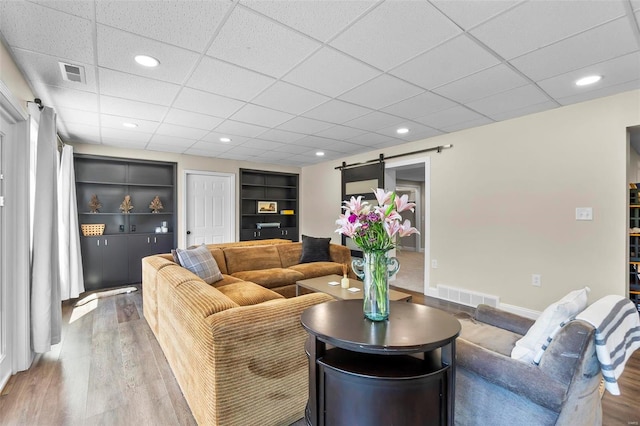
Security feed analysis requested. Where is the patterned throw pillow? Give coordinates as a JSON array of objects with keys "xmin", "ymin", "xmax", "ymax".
[
  {"xmin": 511, "ymin": 286, "xmax": 590, "ymax": 364},
  {"xmin": 174, "ymin": 244, "xmax": 223, "ymax": 284}
]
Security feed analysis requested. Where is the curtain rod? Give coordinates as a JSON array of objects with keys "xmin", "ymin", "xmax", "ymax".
[
  {"xmin": 335, "ymin": 144, "xmax": 453, "ymax": 170},
  {"xmin": 27, "ymin": 98, "xmax": 44, "ymax": 111}
]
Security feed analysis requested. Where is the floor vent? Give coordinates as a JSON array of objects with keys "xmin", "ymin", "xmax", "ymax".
[
  {"xmin": 436, "ymin": 284, "xmax": 499, "ymax": 308},
  {"xmin": 58, "ymin": 62, "xmax": 86, "ymax": 83}
]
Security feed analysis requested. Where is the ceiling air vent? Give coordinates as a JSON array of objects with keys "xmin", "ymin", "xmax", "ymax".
[{"xmin": 58, "ymin": 62, "xmax": 86, "ymax": 83}]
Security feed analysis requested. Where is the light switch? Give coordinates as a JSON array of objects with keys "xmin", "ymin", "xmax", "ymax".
[{"xmin": 575, "ymin": 207, "xmax": 593, "ymax": 221}]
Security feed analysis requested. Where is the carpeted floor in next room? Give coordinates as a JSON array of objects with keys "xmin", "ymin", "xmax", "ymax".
[{"xmin": 0, "ymin": 284, "xmax": 637, "ymax": 425}]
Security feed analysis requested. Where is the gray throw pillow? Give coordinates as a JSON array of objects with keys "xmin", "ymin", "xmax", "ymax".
[
  {"xmin": 174, "ymin": 244, "xmax": 223, "ymax": 284},
  {"xmin": 299, "ymin": 235, "xmax": 331, "ymax": 263}
]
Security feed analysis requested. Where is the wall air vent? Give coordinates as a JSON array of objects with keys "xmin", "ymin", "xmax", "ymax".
[{"xmin": 58, "ymin": 62, "xmax": 86, "ymax": 83}]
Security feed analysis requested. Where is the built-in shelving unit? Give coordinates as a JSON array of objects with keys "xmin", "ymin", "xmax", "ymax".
[
  {"xmin": 75, "ymin": 155, "xmax": 176, "ymax": 290},
  {"xmin": 240, "ymin": 168, "xmax": 299, "ymax": 241},
  {"xmin": 629, "ymin": 183, "xmax": 640, "ymax": 312}
]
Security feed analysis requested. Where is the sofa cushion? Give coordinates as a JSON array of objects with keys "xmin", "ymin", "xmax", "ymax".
[
  {"xmin": 209, "ymin": 248, "xmax": 228, "ymax": 274},
  {"xmin": 299, "ymin": 235, "xmax": 331, "ymax": 263},
  {"xmin": 217, "ymin": 281, "xmax": 284, "ymax": 306},
  {"xmin": 224, "ymin": 245, "xmax": 282, "ymax": 274},
  {"xmin": 511, "ymin": 287, "xmax": 589, "ymax": 364},
  {"xmin": 231, "ymin": 268, "xmax": 304, "ymax": 289},
  {"xmin": 289, "ymin": 262, "xmax": 344, "ymax": 280},
  {"xmin": 276, "ymin": 242, "xmax": 303, "ymax": 268},
  {"xmin": 174, "ymin": 244, "xmax": 223, "ymax": 284},
  {"xmin": 212, "ymin": 274, "xmax": 245, "ymax": 288},
  {"xmin": 456, "ymin": 313, "xmax": 523, "ymax": 357}
]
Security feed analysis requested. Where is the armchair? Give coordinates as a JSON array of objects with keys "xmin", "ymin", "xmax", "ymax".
[{"xmin": 451, "ymin": 305, "xmax": 602, "ymax": 425}]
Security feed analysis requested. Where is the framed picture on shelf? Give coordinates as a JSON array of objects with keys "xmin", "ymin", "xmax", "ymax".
[{"xmin": 257, "ymin": 201, "xmax": 278, "ymax": 213}]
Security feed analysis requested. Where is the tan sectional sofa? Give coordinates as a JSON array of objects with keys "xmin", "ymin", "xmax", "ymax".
[{"xmin": 142, "ymin": 239, "xmax": 351, "ymax": 426}]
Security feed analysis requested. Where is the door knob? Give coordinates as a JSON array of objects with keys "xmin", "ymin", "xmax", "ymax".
[{"xmin": 187, "ymin": 231, "xmax": 191, "ymax": 234}]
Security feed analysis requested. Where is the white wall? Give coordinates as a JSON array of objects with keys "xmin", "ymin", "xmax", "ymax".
[
  {"xmin": 70, "ymin": 143, "xmax": 300, "ymax": 247},
  {"xmin": 302, "ymin": 90, "xmax": 640, "ymax": 312}
]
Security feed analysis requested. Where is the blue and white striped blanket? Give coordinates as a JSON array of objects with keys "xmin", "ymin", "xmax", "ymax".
[{"xmin": 575, "ymin": 295, "xmax": 640, "ymax": 395}]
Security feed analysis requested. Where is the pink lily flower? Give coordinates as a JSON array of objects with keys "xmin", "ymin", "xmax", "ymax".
[
  {"xmin": 373, "ymin": 188, "xmax": 393, "ymax": 206},
  {"xmin": 398, "ymin": 220, "xmax": 420, "ymax": 237},
  {"xmin": 394, "ymin": 194, "xmax": 416, "ymax": 213},
  {"xmin": 343, "ymin": 195, "xmax": 368, "ymax": 215}
]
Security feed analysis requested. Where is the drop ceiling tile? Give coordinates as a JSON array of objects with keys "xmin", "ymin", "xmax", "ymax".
[
  {"xmin": 97, "ymin": 25, "xmax": 200, "ymax": 84},
  {"xmin": 95, "ymin": 1, "xmax": 232, "ymax": 51},
  {"xmin": 634, "ymin": 0, "xmax": 640, "ymax": 10},
  {"xmin": 0, "ymin": 2, "xmax": 94, "ymax": 64},
  {"xmin": 537, "ymin": 52, "xmax": 640, "ymax": 100},
  {"xmin": 100, "ymin": 114, "xmax": 160, "ymax": 134},
  {"xmin": 252, "ymin": 150, "xmax": 291, "ymax": 161},
  {"xmin": 214, "ymin": 120, "xmax": 269, "ymax": 138},
  {"xmin": 30, "ymin": 82, "xmax": 98, "ymax": 112},
  {"xmin": 430, "ymin": 0, "xmax": 522, "ymax": 30},
  {"xmin": 381, "ymin": 92, "xmax": 457, "ymax": 119},
  {"xmin": 62, "ymin": 123, "xmax": 101, "ymax": 142},
  {"xmin": 201, "ymin": 132, "xmax": 249, "ymax": 145},
  {"xmin": 488, "ymin": 100, "xmax": 558, "ymax": 122},
  {"xmin": 277, "ymin": 116, "xmax": 334, "ymax": 134},
  {"xmin": 413, "ymin": 105, "xmax": 487, "ymax": 130},
  {"xmin": 155, "ymin": 123, "xmax": 208, "ymax": 140},
  {"xmin": 347, "ymin": 132, "xmax": 400, "ymax": 146},
  {"xmin": 207, "ymin": 7, "xmax": 321, "ymax": 78},
  {"xmin": 258, "ymin": 128, "xmax": 305, "ymax": 144},
  {"xmin": 465, "ymin": 85, "xmax": 550, "ymax": 118},
  {"xmin": 99, "ymin": 69, "xmax": 181, "ymax": 106},
  {"xmin": 439, "ymin": 117, "xmax": 493, "ymax": 133},
  {"xmin": 100, "ymin": 96, "xmax": 168, "ymax": 122},
  {"xmin": 215, "ymin": 151, "xmax": 258, "ymax": 161},
  {"xmin": 31, "ymin": 1, "xmax": 95, "ymax": 19},
  {"xmin": 433, "ymin": 64, "xmax": 529, "ymax": 104},
  {"xmin": 183, "ymin": 149, "xmax": 222, "ymax": 158},
  {"xmin": 557, "ymin": 80, "xmax": 640, "ymax": 107},
  {"xmin": 282, "ymin": 47, "xmax": 381, "ymax": 97},
  {"xmin": 56, "ymin": 106, "xmax": 99, "ymax": 127},
  {"xmin": 11, "ymin": 49, "xmax": 97, "ymax": 92},
  {"xmin": 172, "ymin": 88, "xmax": 245, "ymax": 118},
  {"xmin": 240, "ymin": 139, "xmax": 285, "ymax": 150},
  {"xmin": 149, "ymin": 134, "xmax": 197, "ymax": 148},
  {"xmin": 231, "ymin": 104, "xmax": 294, "ymax": 128},
  {"xmin": 404, "ymin": 127, "xmax": 444, "ymax": 142},
  {"xmin": 186, "ymin": 56, "xmax": 276, "ymax": 101},
  {"xmin": 106, "ymin": 139, "xmax": 149, "ymax": 150},
  {"xmin": 338, "ymin": 74, "xmax": 423, "ymax": 110},
  {"xmin": 146, "ymin": 143, "xmax": 188, "ymax": 154},
  {"xmin": 509, "ymin": 18, "xmax": 637, "ymax": 81},
  {"xmin": 390, "ymin": 35, "xmax": 500, "ymax": 90},
  {"xmin": 220, "ymin": 145, "xmax": 267, "ymax": 157},
  {"xmin": 470, "ymin": 1, "xmax": 626, "ymax": 60},
  {"xmin": 315, "ymin": 125, "xmax": 368, "ymax": 140},
  {"xmin": 343, "ymin": 111, "xmax": 405, "ymax": 132},
  {"xmin": 164, "ymin": 109, "xmax": 223, "ymax": 131},
  {"xmin": 186, "ymin": 141, "xmax": 232, "ymax": 154},
  {"xmin": 274, "ymin": 143, "xmax": 317, "ymax": 154},
  {"xmin": 101, "ymin": 127, "xmax": 152, "ymax": 144},
  {"xmin": 302, "ymin": 100, "xmax": 372, "ymax": 124},
  {"xmin": 330, "ymin": 0, "xmax": 461, "ymax": 71},
  {"xmin": 295, "ymin": 135, "xmax": 340, "ymax": 148},
  {"xmin": 241, "ymin": 0, "xmax": 376, "ymax": 42},
  {"xmin": 329, "ymin": 141, "xmax": 372, "ymax": 154},
  {"xmin": 251, "ymin": 82, "xmax": 329, "ymax": 114}
]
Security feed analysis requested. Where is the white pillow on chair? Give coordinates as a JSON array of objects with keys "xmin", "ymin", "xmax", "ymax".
[{"xmin": 511, "ymin": 286, "xmax": 590, "ymax": 364}]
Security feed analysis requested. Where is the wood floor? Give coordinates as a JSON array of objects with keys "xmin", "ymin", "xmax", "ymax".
[{"xmin": 0, "ymin": 286, "xmax": 638, "ymax": 425}]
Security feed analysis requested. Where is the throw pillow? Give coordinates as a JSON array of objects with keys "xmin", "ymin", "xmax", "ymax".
[
  {"xmin": 174, "ymin": 244, "xmax": 223, "ymax": 284},
  {"xmin": 511, "ymin": 286, "xmax": 590, "ymax": 364},
  {"xmin": 299, "ymin": 235, "xmax": 331, "ymax": 263}
]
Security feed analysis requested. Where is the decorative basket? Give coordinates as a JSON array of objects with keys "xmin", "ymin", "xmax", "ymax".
[{"xmin": 81, "ymin": 224, "xmax": 105, "ymax": 236}]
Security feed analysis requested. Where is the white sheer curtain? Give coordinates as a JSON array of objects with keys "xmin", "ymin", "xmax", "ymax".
[
  {"xmin": 58, "ymin": 144, "xmax": 84, "ymax": 300},
  {"xmin": 30, "ymin": 106, "xmax": 61, "ymax": 353}
]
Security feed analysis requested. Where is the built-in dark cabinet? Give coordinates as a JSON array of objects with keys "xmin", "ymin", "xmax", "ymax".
[
  {"xmin": 75, "ymin": 155, "xmax": 176, "ymax": 290},
  {"xmin": 240, "ymin": 169, "xmax": 299, "ymax": 242}
]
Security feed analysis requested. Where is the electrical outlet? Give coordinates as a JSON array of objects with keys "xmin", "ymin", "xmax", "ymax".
[
  {"xmin": 575, "ymin": 207, "xmax": 593, "ymax": 221},
  {"xmin": 531, "ymin": 274, "xmax": 541, "ymax": 287},
  {"xmin": 431, "ymin": 259, "xmax": 438, "ymax": 269}
]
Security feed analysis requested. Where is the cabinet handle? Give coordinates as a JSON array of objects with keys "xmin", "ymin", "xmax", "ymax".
[
  {"xmin": 147, "ymin": 237, "xmax": 150, "ymax": 244},
  {"xmin": 154, "ymin": 237, "xmax": 157, "ymax": 244},
  {"xmin": 97, "ymin": 239, "xmax": 99, "ymax": 247},
  {"xmin": 104, "ymin": 239, "xmax": 108, "ymax": 246}
]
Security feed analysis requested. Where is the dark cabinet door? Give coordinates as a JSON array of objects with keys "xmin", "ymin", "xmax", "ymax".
[
  {"xmin": 80, "ymin": 237, "xmax": 103, "ymax": 291},
  {"xmin": 101, "ymin": 236, "xmax": 129, "ymax": 286},
  {"xmin": 127, "ymin": 233, "xmax": 175, "ymax": 284}
]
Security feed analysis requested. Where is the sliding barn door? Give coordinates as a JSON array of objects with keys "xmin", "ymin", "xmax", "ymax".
[{"xmin": 340, "ymin": 161, "xmax": 385, "ymax": 256}]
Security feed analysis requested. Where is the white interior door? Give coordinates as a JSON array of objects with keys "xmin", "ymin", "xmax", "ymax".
[
  {"xmin": 0, "ymin": 128, "xmax": 7, "ymax": 389},
  {"xmin": 185, "ymin": 172, "xmax": 234, "ymax": 247}
]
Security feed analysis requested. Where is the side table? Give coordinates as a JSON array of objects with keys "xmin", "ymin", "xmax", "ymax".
[{"xmin": 301, "ymin": 300, "xmax": 461, "ymax": 426}]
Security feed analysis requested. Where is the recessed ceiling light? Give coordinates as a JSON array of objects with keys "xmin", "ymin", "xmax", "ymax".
[
  {"xmin": 396, "ymin": 127, "xmax": 410, "ymax": 135},
  {"xmin": 316, "ymin": 151, "xmax": 325, "ymax": 156},
  {"xmin": 219, "ymin": 137, "xmax": 232, "ymax": 143},
  {"xmin": 134, "ymin": 55, "xmax": 160, "ymax": 67},
  {"xmin": 575, "ymin": 75, "xmax": 602, "ymax": 86},
  {"xmin": 122, "ymin": 122, "xmax": 138, "ymax": 128}
]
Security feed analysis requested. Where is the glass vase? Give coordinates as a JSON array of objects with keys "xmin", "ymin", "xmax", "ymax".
[{"xmin": 352, "ymin": 250, "xmax": 400, "ymax": 321}]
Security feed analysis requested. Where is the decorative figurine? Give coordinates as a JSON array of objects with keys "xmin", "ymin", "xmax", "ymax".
[
  {"xmin": 120, "ymin": 195, "xmax": 133, "ymax": 213},
  {"xmin": 89, "ymin": 194, "xmax": 102, "ymax": 213},
  {"xmin": 149, "ymin": 195, "xmax": 164, "ymax": 213}
]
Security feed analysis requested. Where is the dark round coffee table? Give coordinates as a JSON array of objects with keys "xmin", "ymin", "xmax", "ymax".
[{"xmin": 301, "ymin": 300, "xmax": 461, "ymax": 426}]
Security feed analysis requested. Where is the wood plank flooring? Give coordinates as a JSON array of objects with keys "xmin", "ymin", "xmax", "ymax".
[{"xmin": 0, "ymin": 286, "xmax": 638, "ymax": 425}]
